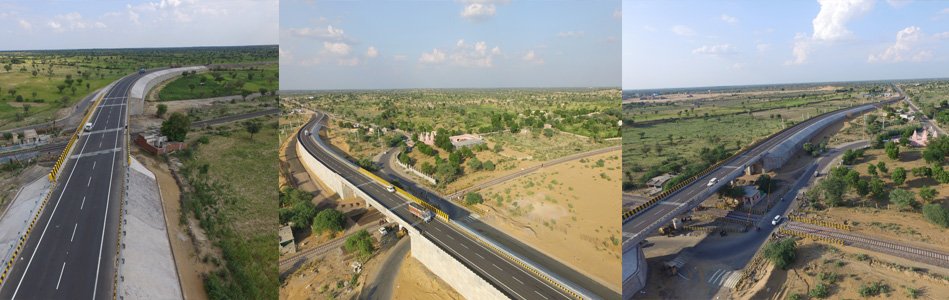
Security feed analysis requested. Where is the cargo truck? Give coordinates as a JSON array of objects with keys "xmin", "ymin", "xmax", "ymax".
[{"xmin": 407, "ymin": 202, "xmax": 434, "ymax": 222}]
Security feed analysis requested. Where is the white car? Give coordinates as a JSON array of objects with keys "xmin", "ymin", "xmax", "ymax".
[
  {"xmin": 378, "ymin": 226, "xmax": 389, "ymax": 236},
  {"xmin": 84, "ymin": 122, "xmax": 93, "ymax": 131},
  {"xmin": 386, "ymin": 185, "xmax": 396, "ymax": 193},
  {"xmin": 772, "ymin": 215, "xmax": 783, "ymax": 226},
  {"xmin": 707, "ymin": 178, "xmax": 718, "ymax": 187}
]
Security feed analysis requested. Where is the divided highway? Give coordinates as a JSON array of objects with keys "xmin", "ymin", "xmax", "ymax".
[
  {"xmin": 0, "ymin": 72, "xmax": 146, "ymax": 299},
  {"xmin": 299, "ymin": 112, "xmax": 582, "ymax": 300},
  {"xmin": 623, "ymin": 98, "xmax": 898, "ymax": 246}
]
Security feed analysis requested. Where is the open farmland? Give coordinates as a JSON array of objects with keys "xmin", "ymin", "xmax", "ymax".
[{"xmin": 0, "ymin": 46, "xmax": 277, "ymax": 130}]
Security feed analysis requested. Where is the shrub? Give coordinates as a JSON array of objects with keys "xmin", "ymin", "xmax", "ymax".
[
  {"xmin": 922, "ymin": 203, "xmax": 949, "ymax": 228},
  {"xmin": 464, "ymin": 192, "xmax": 484, "ymax": 205},
  {"xmin": 763, "ymin": 238, "xmax": 796, "ymax": 269},
  {"xmin": 311, "ymin": 209, "xmax": 345, "ymax": 234},
  {"xmin": 858, "ymin": 281, "xmax": 889, "ymax": 297},
  {"xmin": 344, "ymin": 230, "xmax": 375, "ymax": 260},
  {"xmin": 809, "ymin": 283, "xmax": 830, "ymax": 298}
]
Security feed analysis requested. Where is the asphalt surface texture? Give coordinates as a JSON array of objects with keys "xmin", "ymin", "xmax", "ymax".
[
  {"xmin": 622, "ymin": 100, "xmax": 895, "ymax": 248},
  {"xmin": 378, "ymin": 145, "xmax": 619, "ymax": 298},
  {"xmin": 299, "ymin": 112, "xmax": 579, "ymax": 300},
  {"xmin": 0, "ymin": 72, "xmax": 145, "ymax": 300}
]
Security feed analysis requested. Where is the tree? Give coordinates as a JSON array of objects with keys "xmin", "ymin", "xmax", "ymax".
[
  {"xmin": 312, "ymin": 209, "xmax": 345, "ymax": 234},
  {"xmin": 869, "ymin": 178, "xmax": 886, "ymax": 200},
  {"xmin": 464, "ymin": 192, "xmax": 484, "ymax": 205},
  {"xmin": 22, "ymin": 104, "xmax": 30, "ymax": 115},
  {"xmin": 343, "ymin": 229, "xmax": 375, "ymax": 260},
  {"xmin": 160, "ymin": 112, "xmax": 191, "ymax": 142},
  {"xmin": 877, "ymin": 161, "xmax": 888, "ymax": 174},
  {"xmin": 889, "ymin": 189, "xmax": 917, "ymax": 211},
  {"xmin": 854, "ymin": 179, "xmax": 870, "ymax": 197},
  {"xmin": 918, "ymin": 186, "xmax": 937, "ymax": 203},
  {"xmin": 891, "ymin": 167, "xmax": 907, "ymax": 185},
  {"xmin": 922, "ymin": 203, "xmax": 949, "ymax": 228},
  {"xmin": 763, "ymin": 238, "xmax": 796, "ymax": 269},
  {"xmin": 188, "ymin": 83, "xmax": 196, "ymax": 93},
  {"xmin": 885, "ymin": 141, "xmax": 900, "ymax": 160},
  {"xmin": 819, "ymin": 176, "xmax": 847, "ymax": 207},
  {"xmin": 867, "ymin": 164, "xmax": 878, "ymax": 177},
  {"xmin": 245, "ymin": 122, "xmax": 261, "ymax": 140},
  {"xmin": 156, "ymin": 104, "xmax": 168, "ymax": 118},
  {"xmin": 57, "ymin": 84, "xmax": 66, "ymax": 94},
  {"xmin": 466, "ymin": 157, "xmax": 482, "ymax": 171},
  {"xmin": 482, "ymin": 160, "xmax": 496, "ymax": 171}
]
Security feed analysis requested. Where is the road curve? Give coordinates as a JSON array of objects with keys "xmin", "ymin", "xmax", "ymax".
[{"xmin": 298, "ymin": 112, "xmax": 584, "ymax": 300}]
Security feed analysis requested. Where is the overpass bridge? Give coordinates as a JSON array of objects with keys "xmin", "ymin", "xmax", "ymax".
[
  {"xmin": 621, "ymin": 97, "xmax": 899, "ymax": 298},
  {"xmin": 297, "ymin": 112, "xmax": 598, "ymax": 300}
]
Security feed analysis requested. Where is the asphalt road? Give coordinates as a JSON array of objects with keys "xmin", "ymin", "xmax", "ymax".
[
  {"xmin": 299, "ymin": 112, "xmax": 578, "ymax": 300},
  {"xmin": 0, "ymin": 72, "xmax": 145, "ymax": 300},
  {"xmin": 378, "ymin": 145, "xmax": 619, "ymax": 298},
  {"xmin": 896, "ymin": 84, "xmax": 946, "ymax": 136},
  {"xmin": 622, "ymin": 99, "xmax": 896, "ymax": 247}
]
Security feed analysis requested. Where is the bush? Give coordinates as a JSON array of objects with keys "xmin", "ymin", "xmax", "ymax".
[
  {"xmin": 464, "ymin": 192, "xmax": 484, "ymax": 205},
  {"xmin": 906, "ymin": 287, "xmax": 921, "ymax": 299},
  {"xmin": 922, "ymin": 203, "xmax": 949, "ymax": 228},
  {"xmin": 787, "ymin": 293, "xmax": 803, "ymax": 300},
  {"xmin": 809, "ymin": 283, "xmax": 830, "ymax": 298},
  {"xmin": 311, "ymin": 209, "xmax": 345, "ymax": 234},
  {"xmin": 858, "ymin": 281, "xmax": 889, "ymax": 297},
  {"xmin": 483, "ymin": 160, "xmax": 496, "ymax": 171},
  {"xmin": 763, "ymin": 238, "xmax": 796, "ymax": 269},
  {"xmin": 160, "ymin": 112, "xmax": 191, "ymax": 142},
  {"xmin": 889, "ymin": 189, "xmax": 917, "ymax": 211},
  {"xmin": 344, "ymin": 229, "xmax": 375, "ymax": 260}
]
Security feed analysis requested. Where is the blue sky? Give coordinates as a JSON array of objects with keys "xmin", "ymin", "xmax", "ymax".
[
  {"xmin": 624, "ymin": 0, "xmax": 949, "ymax": 89},
  {"xmin": 0, "ymin": 0, "xmax": 277, "ymax": 50},
  {"xmin": 280, "ymin": 0, "xmax": 621, "ymax": 90}
]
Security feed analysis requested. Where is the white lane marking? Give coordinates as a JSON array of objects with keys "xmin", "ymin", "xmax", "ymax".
[
  {"xmin": 460, "ymin": 243, "xmax": 469, "ymax": 249},
  {"xmin": 10, "ymin": 76, "xmax": 113, "ymax": 299},
  {"xmin": 87, "ymin": 176, "xmax": 92, "ymax": 187},
  {"xmin": 80, "ymin": 196, "xmax": 85, "ymax": 210},
  {"xmin": 428, "ymin": 235, "xmax": 527, "ymax": 300},
  {"xmin": 513, "ymin": 277, "xmax": 524, "ymax": 284},
  {"xmin": 92, "ymin": 77, "xmax": 132, "ymax": 300},
  {"xmin": 92, "ymin": 161, "xmax": 96, "ymax": 171},
  {"xmin": 534, "ymin": 290, "xmax": 549, "ymax": 300},
  {"xmin": 432, "ymin": 226, "xmax": 442, "ymax": 232},
  {"xmin": 70, "ymin": 223, "xmax": 77, "ymax": 242},
  {"xmin": 55, "ymin": 262, "xmax": 66, "ymax": 290},
  {"xmin": 475, "ymin": 253, "xmax": 485, "ymax": 259},
  {"xmin": 493, "ymin": 263, "xmax": 502, "ymax": 270},
  {"xmin": 446, "ymin": 234, "xmax": 454, "ymax": 240}
]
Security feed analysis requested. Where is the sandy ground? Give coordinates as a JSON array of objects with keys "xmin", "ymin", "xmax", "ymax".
[
  {"xmin": 474, "ymin": 150, "xmax": 622, "ymax": 289},
  {"xmin": 391, "ymin": 253, "xmax": 465, "ymax": 300},
  {"xmin": 739, "ymin": 239, "xmax": 949, "ymax": 300},
  {"xmin": 134, "ymin": 151, "xmax": 211, "ymax": 300}
]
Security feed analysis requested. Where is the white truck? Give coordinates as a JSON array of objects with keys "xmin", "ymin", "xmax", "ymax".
[{"xmin": 407, "ymin": 202, "xmax": 434, "ymax": 222}]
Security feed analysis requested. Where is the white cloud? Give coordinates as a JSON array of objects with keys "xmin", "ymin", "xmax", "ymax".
[
  {"xmin": 692, "ymin": 44, "xmax": 738, "ymax": 56},
  {"xmin": 812, "ymin": 0, "xmax": 874, "ymax": 42},
  {"xmin": 323, "ymin": 41, "xmax": 351, "ymax": 56},
  {"xmin": 419, "ymin": 48, "xmax": 447, "ymax": 64},
  {"xmin": 491, "ymin": 46, "xmax": 501, "ymax": 55},
  {"xmin": 868, "ymin": 26, "xmax": 932, "ymax": 63},
  {"xmin": 18, "ymin": 19, "xmax": 31, "ymax": 31},
  {"xmin": 366, "ymin": 46, "xmax": 379, "ymax": 58},
  {"xmin": 47, "ymin": 21, "xmax": 62, "ymax": 31},
  {"xmin": 720, "ymin": 14, "xmax": 738, "ymax": 24},
  {"xmin": 279, "ymin": 48, "xmax": 292, "ymax": 61},
  {"xmin": 671, "ymin": 25, "xmax": 695, "ymax": 37},
  {"xmin": 289, "ymin": 25, "xmax": 345, "ymax": 40},
  {"xmin": 787, "ymin": 33, "xmax": 811, "ymax": 65},
  {"xmin": 522, "ymin": 50, "xmax": 544, "ymax": 64},
  {"xmin": 557, "ymin": 31, "xmax": 585, "ymax": 38},
  {"xmin": 460, "ymin": 3, "xmax": 496, "ymax": 20}
]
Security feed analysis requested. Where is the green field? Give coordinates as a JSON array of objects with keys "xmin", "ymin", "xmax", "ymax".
[
  {"xmin": 901, "ymin": 81, "xmax": 949, "ymax": 124},
  {"xmin": 0, "ymin": 46, "xmax": 277, "ymax": 130},
  {"xmin": 158, "ymin": 64, "xmax": 278, "ymax": 101},
  {"xmin": 178, "ymin": 116, "xmax": 278, "ymax": 299}
]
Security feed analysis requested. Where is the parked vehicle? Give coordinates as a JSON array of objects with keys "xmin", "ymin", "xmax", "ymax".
[
  {"xmin": 407, "ymin": 202, "xmax": 434, "ymax": 222},
  {"xmin": 84, "ymin": 122, "xmax": 93, "ymax": 131}
]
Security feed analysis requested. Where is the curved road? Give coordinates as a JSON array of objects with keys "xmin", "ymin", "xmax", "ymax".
[{"xmin": 299, "ymin": 112, "xmax": 584, "ymax": 300}]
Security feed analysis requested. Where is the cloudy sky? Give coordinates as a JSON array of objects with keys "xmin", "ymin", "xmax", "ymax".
[
  {"xmin": 0, "ymin": 0, "xmax": 277, "ymax": 50},
  {"xmin": 281, "ymin": 0, "xmax": 621, "ymax": 90},
  {"xmin": 624, "ymin": 0, "xmax": 949, "ymax": 89}
]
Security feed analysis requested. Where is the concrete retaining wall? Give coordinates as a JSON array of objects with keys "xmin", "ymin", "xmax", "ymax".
[
  {"xmin": 410, "ymin": 231, "xmax": 510, "ymax": 300},
  {"xmin": 621, "ymin": 245, "xmax": 647, "ymax": 299},
  {"xmin": 763, "ymin": 106, "xmax": 875, "ymax": 171},
  {"xmin": 128, "ymin": 66, "xmax": 207, "ymax": 115}
]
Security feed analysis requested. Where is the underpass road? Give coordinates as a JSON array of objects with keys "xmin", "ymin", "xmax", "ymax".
[
  {"xmin": 0, "ymin": 73, "xmax": 145, "ymax": 300},
  {"xmin": 299, "ymin": 112, "xmax": 578, "ymax": 300}
]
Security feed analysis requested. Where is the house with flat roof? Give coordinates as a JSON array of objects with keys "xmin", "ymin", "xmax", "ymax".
[{"xmin": 449, "ymin": 133, "xmax": 484, "ymax": 148}]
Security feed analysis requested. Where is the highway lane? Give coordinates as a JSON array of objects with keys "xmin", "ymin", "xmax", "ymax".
[
  {"xmin": 622, "ymin": 99, "xmax": 896, "ymax": 246},
  {"xmin": 300, "ymin": 112, "xmax": 579, "ymax": 300},
  {"xmin": 0, "ymin": 72, "xmax": 144, "ymax": 300}
]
